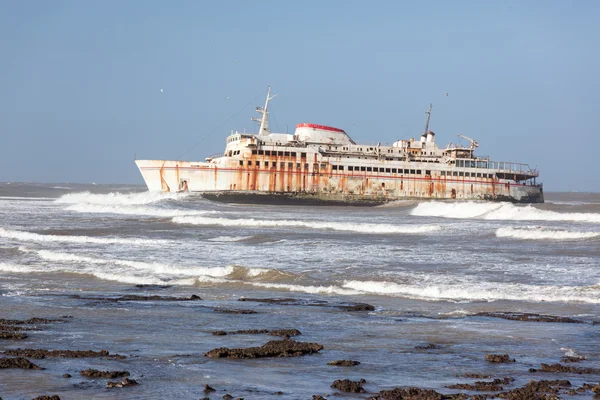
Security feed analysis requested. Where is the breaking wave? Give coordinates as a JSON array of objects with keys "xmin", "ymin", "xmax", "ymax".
[
  {"xmin": 342, "ymin": 280, "xmax": 600, "ymax": 304},
  {"xmin": 16, "ymin": 248, "xmax": 294, "ymax": 285},
  {"xmin": 496, "ymin": 227, "xmax": 600, "ymax": 240},
  {"xmin": 411, "ymin": 201, "xmax": 600, "ymax": 223},
  {"xmin": 172, "ymin": 216, "xmax": 440, "ymax": 234},
  {"xmin": 0, "ymin": 227, "xmax": 170, "ymax": 246},
  {"xmin": 63, "ymin": 203, "xmax": 212, "ymax": 217},
  {"xmin": 56, "ymin": 191, "xmax": 190, "ymax": 205}
]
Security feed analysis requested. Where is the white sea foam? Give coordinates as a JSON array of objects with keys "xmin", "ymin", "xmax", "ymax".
[
  {"xmin": 496, "ymin": 227, "xmax": 600, "ymax": 240},
  {"xmin": 342, "ymin": 280, "xmax": 600, "ymax": 304},
  {"xmin": 0, "ymin": 227, "xmax": 170, "ymax": 246},
  {"xmin": 64, "ymin": 203, "xmax": 211, "ymax": 217},
  {"xmin": 56, "ymin": 191, "xmax": 190, "ymax": 205},
  {"xmin": 247, "ymin": 281, "xmax": 361, "ymax": 296},
  {"xmin": 172, "ymin": 216, "xmax": 440, "ymax": 234},
  {"xmin": 411, "ymin": 201, "xmax": 600, "ymax": 223},
  {"xmin": 24, "ymin": 248, "xmax": 235, "ymax": 278},
  {"xmin": 207, "ymin": 236, "xmax": 253, "ymax": 242}
]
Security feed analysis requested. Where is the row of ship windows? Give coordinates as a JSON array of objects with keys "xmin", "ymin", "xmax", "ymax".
[
  {"xmin": 227, "ymin": 150, "xmax": 241, "ymax": 156},
  {"xmin": 238, "ymin": 161, "xmax": 494, "ymax": 178},
  {"xmin": 251, "ymin": 150, "xmax": 308, "ymax": 158}
]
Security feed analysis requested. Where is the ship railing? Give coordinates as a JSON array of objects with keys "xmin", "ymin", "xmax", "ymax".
[
  {"xmin": 206, "ymin": 152, "xmax": 225, "ymax": 159},
  {"xmin": 455, "ymin": 159, "xmax": 538, "ymax": 176}
]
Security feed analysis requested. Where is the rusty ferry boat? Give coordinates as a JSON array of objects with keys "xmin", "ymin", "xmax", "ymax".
[{"xmin": 136, "ymin": 88, "xmax": 543, "ymax": 205}]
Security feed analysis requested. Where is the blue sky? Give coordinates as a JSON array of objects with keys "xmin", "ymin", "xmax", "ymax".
[{"xmin": 1, "ymin": 0, "xmax": 598, "ymax": 191}]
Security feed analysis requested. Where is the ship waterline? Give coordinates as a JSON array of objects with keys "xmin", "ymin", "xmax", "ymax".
[{"xmin": 136, "ymin": 89, "xmax": 543, "ymax": 204}]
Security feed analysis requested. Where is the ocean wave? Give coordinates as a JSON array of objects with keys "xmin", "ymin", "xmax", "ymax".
[
  {"xmin": 64, "ymin": 203, "xmax": 212, "ymax": 217},
  {"xmin": 411, "ymin": 201, "xmax": 600, "ymax": 223},
  {"xmin": 342, "ymin": 280, "xmax": 600, "ymax": 304},
  {"xmin": 496, "ymin": 227, "xmax": 600, "ymax": 240},
  {"xmin": 0, "ymin": 227, "xmax": 170, "ymax": 246},
  {"xmin": 206, "ymin": 236, "xmax": 253, "ymax": 242},
  {"xmin": 55, "ymin": 191, "xmax": 190, "ymax": 206},
  {"xmin": 246, "ymin": 281, "xmax": 361, "ymax": 296},
  {"xmin": 172, "ymin": 216, "xmax": 440, "ymax": 234},
  {"xmin": 19, "ymin": 248, "xmax": 289, "ymax": 284}
]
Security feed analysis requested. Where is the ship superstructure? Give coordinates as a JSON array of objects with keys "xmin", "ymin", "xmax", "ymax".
[{"xmin": 136, "ymin": 88, "xmax": 543, "ymax": 204}]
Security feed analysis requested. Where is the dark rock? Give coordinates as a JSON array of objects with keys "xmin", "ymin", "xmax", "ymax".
[
  {"xmin": 238, "ymin": 297, "xmax": 296, "ymax": 304},
  {"xmin": 230, "ymin": 329, "xmax": 270, "ymax": 335},
  {"xmin": 485, "ymin": 354, "xmax": 515, "ymax": 363},
  {"xmin": 475, "ymin": 312, "xmax": 583, "ymax": 324},
  {"xmin": 560, "ymin": 356, "xmax": 585, "ymax": 363},
  {"xmin": 4, "ymin": 348, "xmax": 125, "ymax": 359},
  {"xmin": 204, "ymin": 384, "xmax": 216, "ymax": 393},
  {"xmin": 331, "ymin": 378, "xmax": 366, "ymax": 393},
  {"xmin": 213, "ymin": 308, "xmax": 258, "ymax": 314},
  {"xmin": 268, "ymin": 329, "xmax": 301, "ymax": 337},
  {"xmin": 80, "ymin": 368, "xmax": 130, "ymax": 379},
  {"xmin": 223, "ymin": 395, "xmax": 233, "ymax": 400},
  {"xmin": 0, "ymin": 317, "xmax": 68, "ymax": 325},
  {"xmin": 212, "ymin": 331, "xmax": 227, "ymax": 336},
  {"xmin": 134, "ymin": 284, "xmax": 173, "ymax": 289},
  {"xmin": 204, "ymin": 339, "xmax": 323, "ymax": 359},
  {"xmin": 457, "ymin": 373, "xmax": 491, "ymax": 379},
  {"xmin": 496, "ymin": 379, "xmax": 571, "ymax": 399},
  {"xmin": 32, "ymin": 396, "xmax": 60, "ymax": 400},
  {"xmin": 530, "ymin": 363, "xmax": 600, "ymax": 374},
  {"xmin": 0, "ymin": 331, "xmax": 27, "ymax": 340},
  {"xmin": 337, "ymin": 303, "xmax": 375, "ymax": 312},
  {"xmin": 447, "ymin": 378, "xmax": 514, "ymax": 391},
  {"xmin": 415, "ymin": 343, "xmax": 441, "ymax": 350},
  {"xmin": 274, "ymin": 391, "xmax": 283, "ymax": 395},
  {"xmin": 0, "ymin": 325, "xmax": 40, "ymax": 332},
  {"xmin": 367, "ymin": 387, "xmax": 459, "ymax": 399},
  {"xmin": 0, "ymin": 357, "xmax": 43, "ymax": 370},
  {"xmin": 312, "ymin": 396, "xmax": 326, "ymax": 400},
  {"xmin": 107, "ymin": 378, "xmax": 138, "ymax": 388},
  {"xmin": 327, "ymin": 360, "xmax": 360, "ymax": 367},
  {"xmin": 62, "ymin": 374, "xmax": 72, "ymax": 378},
  {"xmin": 592, "ymin": 385, "xmax": 600, "ymax": 394},
  {"xmin": 71, "ymin": 294, "xmax": 201, "ymax": 302}
]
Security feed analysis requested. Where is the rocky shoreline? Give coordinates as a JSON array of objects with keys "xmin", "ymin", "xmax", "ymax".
[{"xmin": 1, "ymin": 294, "xmax": 600, "ymax": 399}]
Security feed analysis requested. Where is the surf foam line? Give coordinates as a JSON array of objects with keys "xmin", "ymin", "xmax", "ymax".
[
  {"xmin": 55, "ymin": 191, "xmax": 191, "ymax": 206},
  {"xmin": 18, "ymin": 248, "xmax": 288, "ymax": 283},
  {"xmin": 411, "ymin": 201, "xmax": 600, "ymax": 223},
  {"xmin": 172, "ymin": 216, "xmax": 441, "ymax": 234},
  {"xmin": 496, "ymin": 227, "xmax": 600, "ymax": 240},
  {"xmin": 63, "ymin": 203, "xmax": 214, "ymax": 218},
  {"xmin": 0, "ymin": 227, "xmax": 171, "ymax": 246},
  {"xmin": 342, "ymin": 280, "xmax": 600, "ymax": 304}
]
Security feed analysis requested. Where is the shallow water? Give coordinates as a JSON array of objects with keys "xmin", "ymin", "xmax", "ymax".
[{"xmin": 1, "ymin": 183, "xmax": 599, "ymax": 399}]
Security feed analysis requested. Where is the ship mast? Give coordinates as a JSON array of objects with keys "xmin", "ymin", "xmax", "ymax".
[
  {"xmin": 424, "ymin": 103, "xmax": 433, "ymax": 135},
  {"xmin": 252, "ymin": 86, "xmax": 277, "ymax": 136}
]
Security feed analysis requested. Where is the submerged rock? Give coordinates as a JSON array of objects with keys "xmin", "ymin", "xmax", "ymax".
[
  {"xmin": 32, "ymin": 396, "xmax": 61, "ymax": 400},
  {"xmin": 485, "ymin": 354, "xmax": 515, "ymax": 363},
  {"xmin": 447, "ymin": 378, "xmax": 514, "ymax": 391},
  {"xmin": 211, "ymin": 329, "xmax": 301, "ymax": 337},
  {"xmin": 530, "ymin": 363, "xmax": 600, "ymax": 374},
  {"xmin": 415, "ymin": 343, "xmax": 442, "ymax": 350},
  {"xmin": 0, "ymin": 357, "xmax": 43, "ymax": 370},
  {"xmin": 496, "ymin": 379, "xmax": 571, "ymax": 399},
  {"xmin": 213, "ymin": 308, "xmax": 258, "ymax": 314},
  {"xmin": 0, "ymin": 317, "xmax": 70, "ymax": 325},
  {"xmin": 331, "ymin": 378, "xmax": 366, "ymax": 393},
  {"xmin": 367, "ymin": 387, "xmax": 457, "ymax": 399},
  {"xmin": 337, "ymin": 303, "xmax": 375, "ymax": 312},
  {"xmin": 475, "ymin": 312, "xmax": 583, "ymax": 324},
  {"xmin": 71, "ymin": 294, "xmax": 201, "ymax": 302},
  {"xmin": 107, "ymin": 378, "xmax": 138, "ymax": 388},
  {"xmin": 327, "ymin": 360, "xmax": 360, "ymax": 367},
  {"xmin": 0, "ymin": 331, "xmax": 27, "ymax": 340},
  {"xmin": 203, "ymin": 384, "xmax": 216, "ymax": 393},
  {"xmin": 4, "ymin": 348, "xmax": 125, "ymax": 360},
  {"xmin": 203, "ymin": 339, "xmax": 323, "ymax": 359},
  {"xmin": 79, "ymin": 369, "xmax": 130, "ymax": 379}
]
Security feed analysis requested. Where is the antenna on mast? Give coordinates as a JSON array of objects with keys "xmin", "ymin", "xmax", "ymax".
[
  {"xmin": 424, "ymin": 103, "xmax": 433, "ymax": 135},
  {"xmin": 251, "ymin": 86, "xmax": 278, "ymax": 136}
]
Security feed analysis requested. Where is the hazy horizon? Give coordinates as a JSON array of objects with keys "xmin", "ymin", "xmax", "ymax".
[{"xmin": 2, "ymin": 1, "xmax": 598, "ymax": 192}]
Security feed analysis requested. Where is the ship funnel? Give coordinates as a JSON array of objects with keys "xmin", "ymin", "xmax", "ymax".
[{"xmin": 426, "ymin": 131, "xmax": 435, "ymax": 142}]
